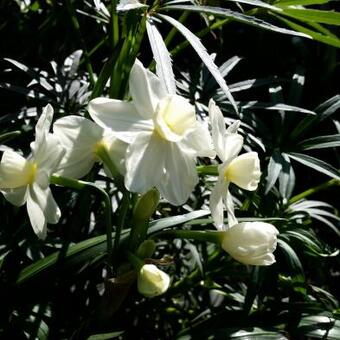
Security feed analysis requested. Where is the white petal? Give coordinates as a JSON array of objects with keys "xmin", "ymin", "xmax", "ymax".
[
  {"xmin": 1, "ymin": 186, "xmax": 28, "ymax": 206},
  {"xmin": 125, "ymin": 132, "xmax": 166, "ymax": 193},
  {"xmin": 33, "ymin": 133, "xmax": 65, "ymax": 174},
  {"xmin": 53, "ymin": 116, "xmax": 104, "ymax": 178},
  {"xmin": 88, "ymin": 97, "xmax": 153, "ymax": 143},
  {"xmin": 154, "ymin": 95, "xmax": 197, "ymax": 142},
  {"xmin": 180, "ymin": 123, "xmax": 216, "ymax": 158},
  {"xmin": 129, "ymin": 59, "xmax": 160, "ymax": 119},
  {"xmin": 53, "ymin": 115, "xmax": 104, "ymax": 148},
  {"xmin": 105, "ymin": 135, "xmax": 128, "ymax": 175},
  {"xmin": 225, "ymin": 152, "xmax": 261, "ymax": 190},
  {"xmin": 222, "ymin": 133, "xmax": 244, "ymax": 163},
  {"xmin": 56, "ymin": 150, "xmax": 95, "ymax": 179},
  {"xmin": 35, "ymin": 104, "xmax": 54, "ymax": 146},
  {"xmin": 209, "ymin": 99, "xmax": 243, "ymax": 162},
  {"xmin": 158, "ymin": 143, "xmax": 198, "ymax": 205},
  {"xmin": 147, "ymin": 68, "xmax": 167, "ymax": 100},
  {"xmin": 209, "ymin": 99, "xmax": 227, "ymax": 160},
  {"xmin": 225, "ymin": 189, "xmax": 238, "ymax": 228},
  {"xmin": 27, "ymin": 185, "xmax": 47, "ymax": 239},
  {"xmin": 27, "ymin": 183, "xmax": 61, "ymax": 238},
  {"xmin": 209, "ymin": 176, "xmax": 227, "ymax": 230},
  {"xmin": 0, "ymin": 150, "xmax": 34, "ymax": 188}
]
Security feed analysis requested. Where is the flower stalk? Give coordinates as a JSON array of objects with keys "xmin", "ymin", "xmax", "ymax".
[{"xmin": 50, "ymin": 175, "xmax": 114, "ymax": 277}]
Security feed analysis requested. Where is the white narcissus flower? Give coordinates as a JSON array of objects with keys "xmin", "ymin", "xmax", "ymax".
[
  {"xmin": 220, "ymin": 222, "xmax": 279, "ymax": 266},
  {"xmin": 88, "ymin": 59, "xmax": 215, "ymax": 205},
  {"xmin": 53, "ymin": 116, "xmax": 127, "ymax": 179},
  {"xmin": 137, "ymin": 264, "xmax": 170, "ymax": 297},
  {"xmin": 0, "ymin": 104, "xmax": 65, "ymax": 239},
  {"xmin": 209, "ymin": 99, "xmax": 261, "ymax": 229}
]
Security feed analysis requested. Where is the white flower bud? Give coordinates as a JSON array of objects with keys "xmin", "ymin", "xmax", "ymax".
[
  {"xmin": 221, "ymin": 222, "xmax": 279, "ymax": 266},
  {"xmin": 137, "ymin": 264, "xmax": 170, "ymax": 297}
]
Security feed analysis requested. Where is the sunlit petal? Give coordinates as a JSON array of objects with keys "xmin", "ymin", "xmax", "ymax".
[
  {"xmin": 158, "ymin": 143, "xmax": 198, "ymax": 205},
  {"xmin": 88, "ymin": 97, "xmax": 153, "ymax": 143},
  {"xmin": 225, "ymin": 152, "xmax": 261, "ymax": 190},
  {"xmin": 125, "ymin": 132, "xmax": 166, "ymax": 193}
]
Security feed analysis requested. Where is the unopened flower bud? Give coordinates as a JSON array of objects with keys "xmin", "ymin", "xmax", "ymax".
[
  {"xmin": 137, "ymin": 264, "xmax": 170, "ymax": 297},
  {"xmin": 220, "ymin": 222, "xmax": 279, "ymax": 266}
]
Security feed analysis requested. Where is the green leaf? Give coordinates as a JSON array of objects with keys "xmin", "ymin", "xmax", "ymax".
[
  {"xmin": 239, "ymin": 101, "xmax": 315, "ymax": 114},
  {"xmin": 148, "ymin": 210, "xmax": 211, "ymax": 234},
  {"xmin": 146, "ymin": 19, "xmax": 176, "ymax": 95},
  {"xmin": 265, "ymin": 152, "xmax": 283, "ymax": 194},
  {"xmin": 286, "ymin": 152, "xmax": 340, "ymax": 180},
  {"xmin": 290, "ymin": 95, "xmax": 340, "ymax": 140},
  {"xmin": 162, "ymin": 5, "xmax": 311, "ymax": 38},
  {"xmin": 17, "ymin": 231, "xmax": 130, "ymax": 285},
  {"xmin": 158, "ymin": 13, "xmax": 238, "ymax": 113},
  {"xmin": 87, "ymin": 331, "xmax": 124, "ymax": 340},
  {"xmin": 298, "ymin": 134, "xmax": 340, "ymax": 150},
  {"xmin": 0, "ymin": 130, "xmax": 21, "ymax": 144},
  {"xmin": 275, "ymin": 0, "xmax": 331, "ymax": 7},
  {"xmin": 278, "ymin": 8, "xmax": 340, "ymax": 26},
  {"xmin": 297, "ymin": 315, "xmax": 340, "ymax": 339},
  {"xmin": 272, "ymin": 14, "xmax": 340, "ymax": 48},
  {"xmin": 277, "ymin": 239, "xmax": 305, "ymax": 278}
]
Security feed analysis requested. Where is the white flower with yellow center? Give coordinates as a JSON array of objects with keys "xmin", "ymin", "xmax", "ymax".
[
  {"xmin": 53, "ymin": 116, "xmax": 127, "ymax": 179},
  {"xmin": 137, "ymin": 264, "xmax": 170, "ymax": 297},
  {"xmin": 209, "ymin": 99, "xmax": 261, "ymax": 229},
  {"xmin": 88, "ymin": 59, "xmax": 215, "ymax": 205},
  {"xmin": 0, "ymin": 104, "xmax": 65, "ymax": 239}
]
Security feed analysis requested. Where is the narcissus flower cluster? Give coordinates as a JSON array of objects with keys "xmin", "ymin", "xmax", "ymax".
[{"xmin": 0, "ymin": 59, "xmax": 278, "ymax": 298}]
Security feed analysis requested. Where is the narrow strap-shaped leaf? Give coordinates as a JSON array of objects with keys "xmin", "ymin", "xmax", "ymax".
[
  {"xmin": 298, "ymin": 134, "xmax": 340, "ymax": 150},
  {"xmin": 265, "ymin": 151, "xmax": 283, "ymax": 194},
  {"xmin": 287, "ymin": 152, "xmax": 340, "ymax": 180},
  {"xmin": 158, "ymin": 13, "xmax": 238, "ymax": 113},
  {"xmin": 161, "ymin": 5, "xmax": 311, "ymax": 38},
  {"xmin": 238, "ymin": 101, "xmax": 315, "ymax": 114},
  {"xmin": 146, "ymin": 18, "xmax": 176, "ymax": 95},
  {"xmin": 276, "ymin": 0, "xmax": 331, "ymax": 7},
  {"xmin": 272, "ymin": 13, "xmax": 340, "ymax": 48},
  {"xmin": 278, "ymin": 7, "xmax": 340, "ymax": 26}
]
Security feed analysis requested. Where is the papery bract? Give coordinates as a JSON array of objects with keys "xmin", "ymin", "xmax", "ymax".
[
  {"xmin": 0, "ymin": 104, "xmax": 64, "ymax": 239},
  {"xmin": 88, "ymin": 59, "xmax": 215, "ymax": 205},
  {"xmin": 137, "ymin": 264, "xmax": 170, "ymax": 297}
]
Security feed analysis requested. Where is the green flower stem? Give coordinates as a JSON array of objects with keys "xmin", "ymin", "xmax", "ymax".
[
  {"xmin": 129, "ymin": 189, "xmax": 160, "ymax": 251},
  {"xmin": 65, "ymin": 0, "xmax": 95, "ymax": 86},
  {"xmin": 289, "ymin": 178, "xmax": 340, "ymax": 204},
  {"xmin": 50, "ymin": 175, "xmax": 114, "ymax": 277},
  {"xmin": 111, "ymin": 0, "xmax": 119, "ymax": 48},
  {"xmin": 113, "ymin": 190, "xmax": 130, "ymax": 275},
  {"xmin": 95, "ymin": 145, "xmax": 120, "ymax": 179},
  {"xmin": 0, "ymin": 130, "xmax": 21, "ymax": 144},
  {"xmin": 196, "ymin": 165, "xmax": 219, "ymax": 176},
  {"xmin": 150, "ymin": 230, "xmax": 222, "ymax": 244},
  {"xmin": 126, "ymin": 251, "xmax": 144, "ymax": 271}
]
